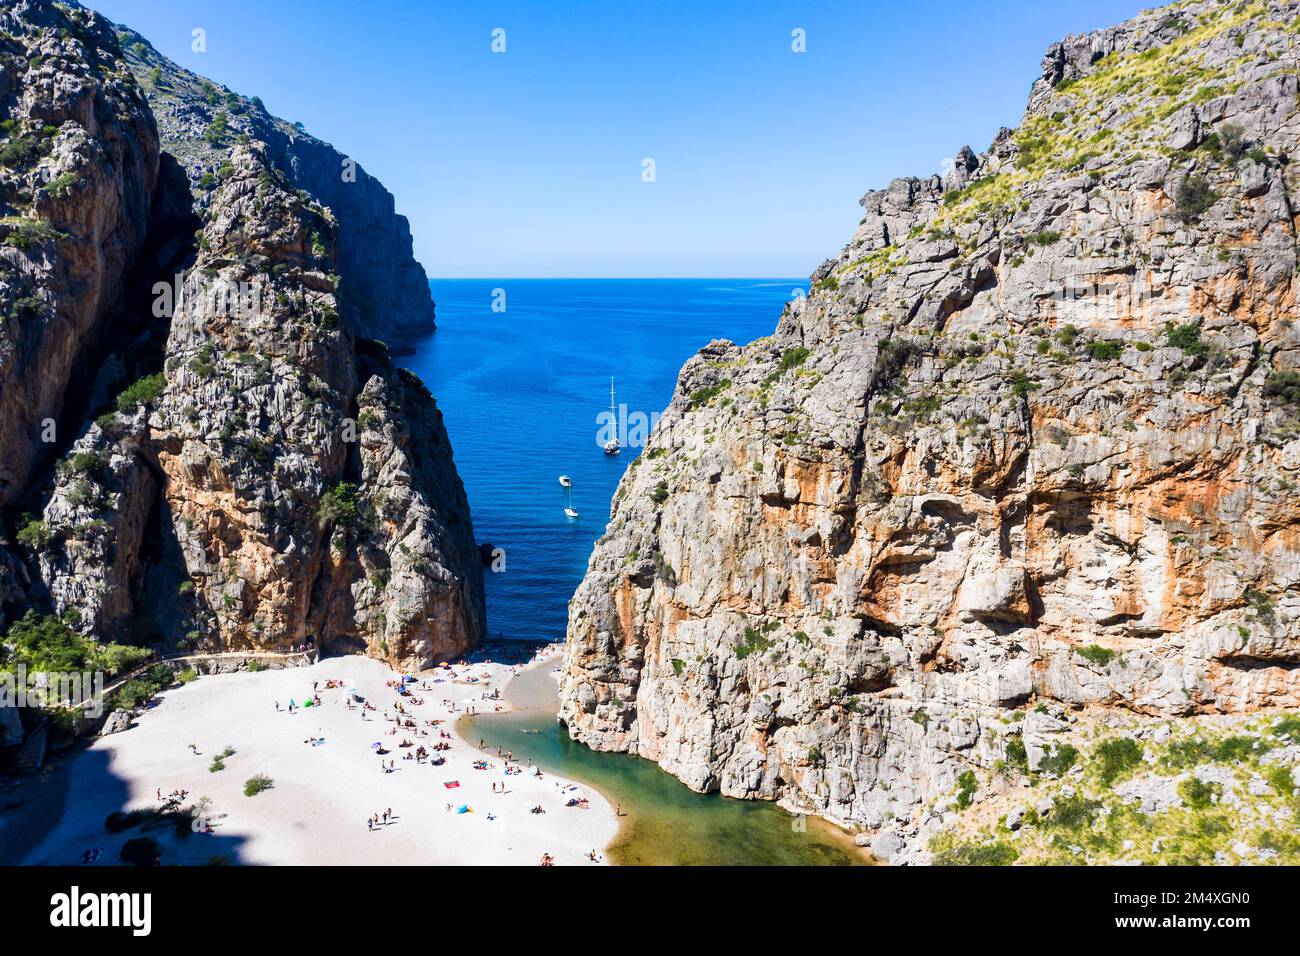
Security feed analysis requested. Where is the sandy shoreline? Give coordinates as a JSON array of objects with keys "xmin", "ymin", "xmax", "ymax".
[{"xmin": 9, "ymin": 651, "xmax": 617, "ymax": 866}]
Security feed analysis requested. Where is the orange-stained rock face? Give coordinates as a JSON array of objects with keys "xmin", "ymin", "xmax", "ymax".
[
  {"xmin": 559, "ymin": 0, "xmax": 1300, "ymax": 857},
  {"xmin": 3, "ymin": 2, "xmax": 483, "ymax": 668},
  {"xmin": 143, "ymin": 144, "xmax": 483, "ymax": 668}
]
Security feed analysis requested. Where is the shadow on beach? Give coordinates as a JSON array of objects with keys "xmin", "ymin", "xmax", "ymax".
[{"xmin": 1, "ymin": 715, "xmax": 251, "ymax": 867}]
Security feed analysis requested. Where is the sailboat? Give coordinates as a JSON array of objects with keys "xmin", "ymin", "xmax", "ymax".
[
  {"xmin": 563, "ymin": 484, "xmax": 579, "ymax": 519},
  {"xmin": 603, "ymin": 376, "xmax": 620, "ymax": 455}
]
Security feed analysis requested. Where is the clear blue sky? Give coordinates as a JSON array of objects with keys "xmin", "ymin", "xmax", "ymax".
[{"xmin": 91, "ymin": 0, "xmax": 1148, "ymax": 278}]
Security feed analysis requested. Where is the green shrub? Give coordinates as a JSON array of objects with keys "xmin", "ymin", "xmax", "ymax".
[
  {"xmin": 319, "ymin": 482, "xmax": 365, "ymax": 530},
  {"xmin": 1094, "ymin": 737, "xmax": 1143, "ymax": 785},
  {"xmin": 1005, "ymin": 735, "xmax": 1028, "ymax": 773},
  {"xmin": 1244, "ymin": 586, "xmax": 1275, "ymax": 623},
  {"xmin": 15, "ymin": 514, "xmax": 51, "ymax": 551},
  {"xmin": 1037, "ymin": 743, "xmax": 1079, "ymax": 777},
  {"xmin": 204, "ymin": 110, "xmax": 230, "ymax": 145},
  {"xmin": 735, "ymin": 625, "xmax": 775, "ymax": 660},
  {"xmin": 931, "ymin": 838, "xmax": 1018, "ymax": 866},
  {"xmin": 1074, "ymin": 644, "xmax": 1114, "ymax": 667},
  {"xmin": 1045, "ymin": 793, "xmax": 1103, "ymax": 831},
  {"xmin": 778, "ymin": 346, "xmax": 811, "ymax": 372},
  {"xmin": 3, "ymin": 611, "xmax": 91, "ymax": 672},
  {"xmin": 1274, "ymin": 715, "xmax": 1300, "ymax": 744},
  {"xmin": 1162, "ymin": 736, "xmax": 1214, "ymax": 769},
  {"xmin": 1164, "ymin": 321, "xmax": 1207, "ymax": 355},
  {"xmin": 649, "ymin": 480, "xmax": 669, "ymax": 505},
  {"xmin": 1263, "ymin": 371, "xmax": 1300, "ymax": 409},
  {"xmin": 873, "ymin": 337, "xmax": 922, "ymax": 388},
  {"xmin": 1174, "ymin": 174, "xmax": 1218, "ymax": 222},
  {"xmin": 1027, "ymin": 230, "xmax": 1062, "ymax": 245},
  {"xmin": 1218, "ymin": 123, "xmax": 1246, "ymax": 162},
  {"xmin": 1213, "ymin": 735, "xmax": 1262, "ymax": 763},
  {"xmin": 1085, "ymin": 339, "xmax": 1123, "ymax": 361},
  {"xmin": 115, "ymin": 373, "xmax": 165, "ymax": 412},
  {"xmin": 2, "ymin": 218, "xmax": 67, "ymax": 249},
  {"xmin": 243, "ymin": 774, "xmax": 273, "ymax": 796},
  {"xmin": 45, "ymin": 171, "xmax": 81, "ymax": 197},
  {"xmin": 1178, "ymin": 777, "xmax": 1221, "ymax": 810},
  {"xmin": 689, "ymin": 379, "xmax": 731, "ymax": 408},
  {"xmin": 1009, "ymin": 371, "xmax": 1039, "ymax": 399},
  {"xmin": 1055, "ymin": 324, "xmax": 1082, "ymax": 347},
  {"xmin": 0, "ymin": 135, "xmax": 42, "ymax": 168},
  {"xmin": 954, "ymin": 770, "xmax": 978, "ymax": 809},
  {"xmin": 112, "ymin": 678, "xmax": 154, "ymax": 710}
]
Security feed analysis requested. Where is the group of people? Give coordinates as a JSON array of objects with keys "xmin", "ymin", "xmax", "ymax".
[
  {"xmin": 277, "ymin": 653, "xmax": 602, "ymax": 866},
  {"xmin": 366, "ymin": 808, "xmax": 397, "ymax": 831}
]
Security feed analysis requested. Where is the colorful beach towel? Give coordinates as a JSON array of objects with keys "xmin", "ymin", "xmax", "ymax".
[{"xmin": 443, "ymin": 781, "xmax": 460, "ymax": 789}]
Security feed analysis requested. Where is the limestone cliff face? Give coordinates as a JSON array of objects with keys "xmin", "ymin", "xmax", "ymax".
[
  {"xmin": 0, "ymin": 2, "xmax": 156, "ymax": 509},
  {"xmin": 560, "ymin": 0, "xmax": 1300, "ymax": 851},
  {"xmin": 1, "ymin": 0, "xmax": 482, "ymax": 670},
  {"xmin": 113, "ymin": 28, "xmax": 437, "ymax": 343}
]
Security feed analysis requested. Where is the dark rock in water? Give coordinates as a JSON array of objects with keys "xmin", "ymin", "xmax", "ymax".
[{"xmin": 478, "ymin": 543, "xmax": 497, "ymax": 566}]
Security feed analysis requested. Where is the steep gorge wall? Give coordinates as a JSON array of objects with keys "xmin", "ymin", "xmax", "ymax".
[
  {"xmin": 0, "ymin": 0, "xmax": 157, "ymax": 507},
  {"xmin": 0, "ymin": 0, "xmax": 482, "ymax": 670},
  {"xmin": 560, "ymin": 0, "xmax": 1300, "ymax": 851},
  {"xmin": 114, "ymin": 27, "xmax": 437, "ymax": 342}
]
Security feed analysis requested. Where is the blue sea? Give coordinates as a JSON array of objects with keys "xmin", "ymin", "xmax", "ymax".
[{"xmin": 406, "ymin": 278, "xmax": 801, "ymax": 644}]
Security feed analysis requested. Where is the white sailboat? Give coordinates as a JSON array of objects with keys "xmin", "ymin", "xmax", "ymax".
[
  {"xmin": 563, "ymin": 484, "xmax": 579, "ymax": 519},
  {"xmin": 603, "ymin": 376, "xmax": 620, "ymax": 455}
]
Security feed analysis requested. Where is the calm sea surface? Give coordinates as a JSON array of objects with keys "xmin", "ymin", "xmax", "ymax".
[{"xmin": 412, "ymin": 279, "xmax": 867, "ymax": 864}]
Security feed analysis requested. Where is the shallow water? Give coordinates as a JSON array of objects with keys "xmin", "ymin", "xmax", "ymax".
[{"xmin": 466, "ymin": 664, "xmax": 869, "ymax": 866}]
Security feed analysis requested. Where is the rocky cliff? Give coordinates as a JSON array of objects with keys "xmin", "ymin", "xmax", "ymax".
[
  {"xmin": 112, "ymin": 27, "xmax": 438, "ymax": 344},
  {"xmin": 0, "ymin": 0, "xmax": 482, "ymax": 671},
  {"xmin": 560, "ymin": 0, "xmax": 1300, "ymax": 862}
]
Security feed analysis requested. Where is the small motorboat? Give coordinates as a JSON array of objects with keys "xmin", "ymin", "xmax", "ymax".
[{"xmin": 558, "ymin": 475, "xmax": 572, "ymax": 487}]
